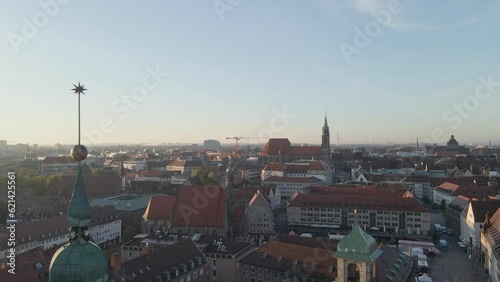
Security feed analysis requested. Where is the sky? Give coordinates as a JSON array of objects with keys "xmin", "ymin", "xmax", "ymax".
[{"xmin": 1, "ymin": 0, "xmax": 499, "ymax": 146}]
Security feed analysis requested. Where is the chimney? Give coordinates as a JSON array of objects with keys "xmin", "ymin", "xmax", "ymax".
[
  {"xmin": 111, "ymin": 252, "xmax": 121, "ymax": 272},
  {"xmin": 143, "ymin": 244, "xmax": 152, "ymax": 256}
]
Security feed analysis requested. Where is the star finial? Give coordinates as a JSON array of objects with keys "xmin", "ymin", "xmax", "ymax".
[{"xmin": 71, "ymin": 82, "xmax": 87, "ymax": 95}]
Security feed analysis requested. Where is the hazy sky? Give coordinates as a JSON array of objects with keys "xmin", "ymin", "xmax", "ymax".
[{"xmin": 1, "ymin": 0, "xmax": 499, "ymax": 146}]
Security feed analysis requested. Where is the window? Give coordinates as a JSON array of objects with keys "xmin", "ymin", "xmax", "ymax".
[
  {"xmin": 213, "ymin": 270, "xmax": 217, "ymax": 277},
  {"xmin": 213, "ymin": 259, "xmax": 216, "ymax": 266}
]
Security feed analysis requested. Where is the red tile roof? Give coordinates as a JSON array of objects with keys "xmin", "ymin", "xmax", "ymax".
[
  {"xmin": 126, "ymin": 172, "xmax": 138, "ymax": 180},
  {"xmin": 262, "ymin": 163, "xmax": 286, "ymax": 171},
  {"xmin": 261, "ymin": 138, "xmax": 291, "ymax": 155},
  {"xmin": 143, "ymin": 195, "xmax": 177, "ymax": 220},
  {"xmin": 172, "ymin": 185, "xmax": 226, "ymax": 228},
  {"xmin": 263, "ymin": 176, "xmax": 323, "ymax": 184},
  {"xmin": 434, "ymin": 182, "xmax": 496, "ymax": 197},
  {"xmin": 289, "ymin": 193, "xmax": 427, "ymax": 212},
  {"xmin": 289, "ymin": 146, "xmax": 322, "ymax": 156},
  {"xmin": 52, "ymin": 175, "xmax": 121, "ymax": 200},
  {"xmin": 239, "ymin": 241, "xmax": 337, "ymax": 281},
  {"xmin": 306, "ymin": 185, "xmax": 409, "ymax": 198}
]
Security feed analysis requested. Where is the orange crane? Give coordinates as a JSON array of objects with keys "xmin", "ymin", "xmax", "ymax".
[{"xmin": 226, "ymin": 137, "xmax": 243, "ymax": 153}]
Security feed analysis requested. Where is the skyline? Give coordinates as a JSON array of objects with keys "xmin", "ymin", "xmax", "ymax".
[{"xmin": 1, "ymin": 1, "xmax": 500, "ymax": 146}]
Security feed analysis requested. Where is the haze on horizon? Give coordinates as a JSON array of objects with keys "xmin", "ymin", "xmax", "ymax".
[{"xmin": 1, "ymin": 1, "xmax": 499, "ymax": 147}]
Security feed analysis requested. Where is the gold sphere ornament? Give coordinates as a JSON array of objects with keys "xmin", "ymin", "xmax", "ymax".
[{"xmin": 71, "ymin": 145, "xmax": 88, "ymax": 161}]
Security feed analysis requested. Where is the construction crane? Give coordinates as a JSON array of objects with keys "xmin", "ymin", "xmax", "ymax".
[
  {"xmin": 226, "ymin": 137, "xmax": 243, "ymax": 153},
  {"xmin": 226, "ymin": 137, "xmax": 257, "ymax": 153}
]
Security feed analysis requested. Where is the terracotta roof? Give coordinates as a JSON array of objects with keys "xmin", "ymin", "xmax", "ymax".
[
  {"xmin": 52, "ymin": 175, "xmax": 121, "ymax": 200},
  {"xmin": 289, "ymin": 146, "xmax": 321, "ymax": 156},
  {"xmin": 171, "ymin": 185, "xmax": 226, "ymax": 228},
  {"xmin": 306, "ymin": 185, "xmax": 408, "ymax": 197},
  {"xmin": 435, "ymin": 182, "xmax": 496, "ymax": 197},
  {"xmin": 143, "ymin": 195, "xmax": 177, "ymax": 220},
  {"xmin": 41, "ymin": 156, "xmax": 76, "ymax": 165},
  {"xmin": 289, "ymin": 193, "xmax": 428, "ymax": 213},
  {"xmin": 263, "ymin": 176, "xmax": 323, "ymax": 184},
  {"xmin": 239, "ymin": 241, "xmax": 337, "ymax": 281},
  {"xmin": 262, "ymin": 163, "xmax": 286, "ymax": 172},
  {"xmin": 126, "ymin": 172, "xmax": 138, "ymax": 180},
  {"xmin": 260, "ymin": 138, "xmax": 291, "ymax": 156},
  {"xmin": 429, "ymin": 176, "xmax": 489, "ymax": 187},
  {"xmin": 111, "ymin": 239, "xmax": 207, "ymax": 282}
]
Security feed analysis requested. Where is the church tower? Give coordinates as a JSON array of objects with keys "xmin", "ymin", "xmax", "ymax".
[{"xmin": 321, "ymin": 114, "xmax": 331, "ymax": 162}]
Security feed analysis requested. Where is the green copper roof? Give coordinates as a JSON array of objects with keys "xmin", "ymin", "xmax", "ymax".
[
  {"xmin": 334, "ymin": 224, "xmax": 382, "ymax": 262},
  {"xmin": 67, "ymin": 163, "xmax": 91, "ymax": 228},
  {"xmin": 49, "ymin": 236, "xmax": 109, "ymax": 282}
]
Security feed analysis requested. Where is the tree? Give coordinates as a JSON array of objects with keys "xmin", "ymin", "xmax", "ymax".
[
  {"xmin": 192, "ymin": 168, "xmax": 220, "ymax": 185},
  {"xmin": 440, "ymin": 199, "xmax": 447, "ymax": 210},
  {"xmin": 122, "ymin": 225, "xmax": 139, "ymax": 243},
  {"xmin": 46, "ymin": 174, "xmax": 61, "ymax": 188},
  {"xmin": 91, "ymin": 169, "xmax": 103, "ymax": 176},
  {"xmin": 422, "ymin": 196, "xmax": 430, "ymax": 204}
]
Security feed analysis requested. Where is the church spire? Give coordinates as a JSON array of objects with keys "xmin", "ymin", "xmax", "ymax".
[
  {"xmin": 321, "ymin": 113, "xmax": 331, "ymax": 162},
  {"xmin": 49, "ymin": 83, "xmax": 109, "ymax": 282}
]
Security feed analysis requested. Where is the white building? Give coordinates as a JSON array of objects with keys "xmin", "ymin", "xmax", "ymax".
[
  {"xmin": 261, "ymin": 160, "xmax": 334, "ymax": 183},
  {"xmin": 0, "ymin": 206, "xmax": 121, "ymax": 260},
  {"xmin": 262, "ymin": 176, "xmax": 323, "ymax": 198},
  {"xmin": 460, "ymin": 200, "xmax": 500, "ymax": 259}
]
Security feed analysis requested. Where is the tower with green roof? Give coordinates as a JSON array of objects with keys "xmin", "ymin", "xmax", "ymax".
[
  {"xmin": 49, "ymin": 83, "xmax": 109, "ymax": 281},
  {"xmin": 333, "ymin": 224, "xmax": 382, "ymax": 282}
]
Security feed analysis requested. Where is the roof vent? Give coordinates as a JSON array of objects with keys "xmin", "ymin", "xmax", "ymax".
[
  {"xmin": 277, "ymin": 256, "xmax": 282, "ymax": 262},
  {"xmin": 293, "ymin": 259, "xmax": 299, "ymax": 266}
]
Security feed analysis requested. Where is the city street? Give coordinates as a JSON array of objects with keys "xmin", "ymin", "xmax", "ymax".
[{"xmin": 427, "ymin": 232, "xmax": 488, "ymax": 281}]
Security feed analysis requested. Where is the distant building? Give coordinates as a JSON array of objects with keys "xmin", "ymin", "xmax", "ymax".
[
  {"xmin": 0, "ymin": 140, "xmax": 7, "ymax": 149},
  {"xmin": 261, "ymin": 161, "xmax": 334, "ymax": 183},
  {"xmin": 426, "ymin": 135, "xmax": 470, "ymax": 157},
  {"xmin": 41, "ymin": 156, "xmax": 78, "ymax": 174},
  {"xmin": 262, "ymin": 176, "xmax": 323, "ymax": 198},
  {"xmin": 433, "ymin": 182, "xmax": 496, "ymax": 205},
  {"xmin": 167, "ymin": 159, "xmax": 203, "ymax": 175},
  {"xmin": 204, "ymin": 140, "xmax": 221, "ymax": 153}
]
